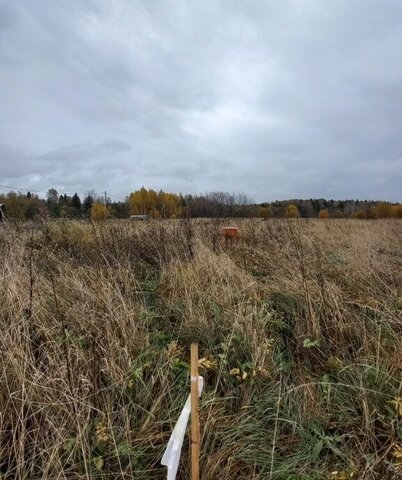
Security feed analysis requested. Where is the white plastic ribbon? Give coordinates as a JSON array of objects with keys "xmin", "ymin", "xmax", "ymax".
[{"xmin": 161, "ymin": 376, "xmax": 204, "ymax": 480}]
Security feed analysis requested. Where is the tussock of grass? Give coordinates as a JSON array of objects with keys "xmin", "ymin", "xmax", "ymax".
[{"xmin": 1, "ymin": 218, "xmax": 401, "ymax": 479}]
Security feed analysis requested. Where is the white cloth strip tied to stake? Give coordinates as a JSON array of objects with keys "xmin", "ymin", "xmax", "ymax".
[
  {"xmin": 162, "ymin": 343, "xmax": 202, "ymax": 480},
  {"xmin": 161, "ymin": 374, "xmax": 203, "ymax": 480}
]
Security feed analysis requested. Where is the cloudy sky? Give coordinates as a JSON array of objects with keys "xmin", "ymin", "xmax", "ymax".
[{"xmin": 0, "ymin": 0, "xmax": 401, "ymax": 202}]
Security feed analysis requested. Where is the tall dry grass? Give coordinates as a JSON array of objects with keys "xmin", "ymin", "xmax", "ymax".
[{"xmin": 1, "ymin": 218, "xmax": 401, "ymax": 479}]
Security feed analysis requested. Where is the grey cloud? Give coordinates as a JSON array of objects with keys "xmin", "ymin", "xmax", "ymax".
[
  {"xmin": 0, "ymin": 3, "xmax": 17, "ymax": 30},
  {"xmin": 0, "ymin": 0, "xmax": 401, "ymax": 201}
]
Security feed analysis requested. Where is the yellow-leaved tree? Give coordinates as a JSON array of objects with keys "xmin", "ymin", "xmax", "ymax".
[
  {"xmin": 286, "ymin": 204, "xmax": 299, "ymax": 218},
  {"xmin": 91, "ymin": 202, "xmax": 108, "ymax": 221},
  {"xmin": 258, "ymin": 206, "xmax": 272, "ymax": 218},
  {"xmin": 374, "ymin": 202, "xmax": 392, "ymax": 218},
  {"xmin": 391, "ymin": 204, "xmax": 402, "ymax": 218},
  {"xmin": 319, "ymin": 209, "xmax": 329, "ymax": 219},
  {"xmin": 128, "ymin": 188, "xmax": 183, "ymax": 218}
]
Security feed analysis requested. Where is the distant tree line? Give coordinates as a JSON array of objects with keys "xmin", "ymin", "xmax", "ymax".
[
  {"xmin": 0, "ymin": 188, "xmax": 401, "ymax": 221},
  {"xmin": 256, "ymin": 198, "xmax": 402, "ymax": 219}
]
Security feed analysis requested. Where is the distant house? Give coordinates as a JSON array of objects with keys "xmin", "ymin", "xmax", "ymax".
[
  {"xmin": 0, "ymin": 204, "xmax": 5, "ymax": 222},
  {"xmin": 130, "ymin": 214, "xmax": 149, "ymax": 221}
]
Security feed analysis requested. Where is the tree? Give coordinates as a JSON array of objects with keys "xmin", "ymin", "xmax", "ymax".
[
  {"xmin": 5, "ymin": 192, "xmax": 25, "ymax": 219},
  {"xmin": 319, "ymin": 209, "xmax": 329, "ymax": 219},
  {"xmin": 258, "ymin": 206, "xmax": 272, "ymax": 218},
  {"xmin": 109, "ymin": 201, "xmax": 129, "ymax": 218},
  {"xmin": 311, "ymin": 199, "xmax": 321, "ymax": 214},
  {"xmin": 286, "ymin": 204, "xmax": 299, "ymax": 218},
  {"xmin": 25, "ymin": 196, "xmax": 41, "ymax": 219},
  {"xmin": 83, "ymin": 192, "xmax": 95, "ymax": 216},
  {"xmin": 391, "ymin": 204, "xmax": 402, "ymax": 218},
  {"xmin": 47, "ymin": 188, "xmax": 58, "ymax": 203},
  {"xmin": 47, "ymin": 188, "xmax": 60, "ymax": 217},
  {"xmin": 91, "ymin": 202, "xmax": 108, "ymax": 221},
  {"xmin": 71, "ymin": 193, "xmax": 82, "ymax": 217},
  {"xmin": 374, "ymin": 202, "xmax": 392, "ymax": 218},
  {"xmin": 60, "ymin": 205, "xmax": 76, "ymax": 217},
  {"xmin": 128, "ymin": 188, "xmax": 184, "ymax": 218},
  {"xmin": 128, "ymin": 187, "xmax": 148, "ymax": 215}
]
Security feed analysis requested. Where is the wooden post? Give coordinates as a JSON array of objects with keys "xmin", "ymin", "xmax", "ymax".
[{"xmin": 190, "ymin": 343, "xmax": 200, "ymax": 480}]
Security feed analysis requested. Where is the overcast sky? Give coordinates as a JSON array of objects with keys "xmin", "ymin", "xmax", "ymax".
[{"xmin": 0, "ymin": 0, "xmax": 401, "ymax": 202}]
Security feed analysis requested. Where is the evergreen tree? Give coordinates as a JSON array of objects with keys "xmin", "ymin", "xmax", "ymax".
[
  {"xmin": 71, "ymin": 193, "xmax": 82, "ymax": 216},
  {"xmin": 83, "ymin": 194, "xmax": 94, "ymax": 215}
]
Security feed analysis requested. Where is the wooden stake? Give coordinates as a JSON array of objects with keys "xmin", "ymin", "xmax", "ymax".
[{"xmin": 190, "ymin": 343, "xmax": 200, "ymax": 480}]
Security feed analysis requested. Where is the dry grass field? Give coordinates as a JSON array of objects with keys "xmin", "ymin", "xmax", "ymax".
[{"xmin": 1, "ymin": 218, "xmax": 402, "ymax": 479}]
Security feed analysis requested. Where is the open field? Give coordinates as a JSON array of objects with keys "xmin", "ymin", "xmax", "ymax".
[{"xmin": 1, "ymin": 218, "xmax": 402, "ymax": 479}]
